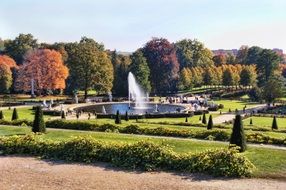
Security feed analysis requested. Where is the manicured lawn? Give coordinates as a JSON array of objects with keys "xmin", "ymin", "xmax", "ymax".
[
  {"xmin": 1, "ymin": 107, "xmax": 53, "ymax": 121},
  {"xmin": 0, "ymin": 125, "xmax": 285, "ymax": 178},
  {"xmin": 214, "ymin": 99, "xmax": 259, "ymax": 112},
  {"xmin": 243, "ymin": 116, "xmax": 286, "ymax": 130}
]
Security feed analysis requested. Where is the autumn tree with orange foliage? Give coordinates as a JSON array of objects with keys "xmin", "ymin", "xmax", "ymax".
[
  {"xmin": 15, "ymin": 49, "xmax": 69, "ymax": 95},
  {"xmin": 0, "ymin": 55, "xmax": 18, "ymax": 69}
]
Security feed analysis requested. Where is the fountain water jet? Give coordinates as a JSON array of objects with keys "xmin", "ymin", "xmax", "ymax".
[{"xmin": 128, "ymin": 72, "xmax": 146, "ymax": 108}]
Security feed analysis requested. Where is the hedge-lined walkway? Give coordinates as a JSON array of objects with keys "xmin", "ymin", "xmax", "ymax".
[{"xmin": 0, "ymin": 156, "xmax": 285, "ymax": 190}]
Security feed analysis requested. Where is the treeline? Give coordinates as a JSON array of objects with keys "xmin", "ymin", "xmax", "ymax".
[{"xmin": 0, "ymin": 34, "xmax": 285, "ymax": 101}]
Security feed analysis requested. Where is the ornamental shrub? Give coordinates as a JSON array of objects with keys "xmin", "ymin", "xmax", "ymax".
[
  {"xmin": 202, "ymin": 113, "xmax": 207, "ymax": 124},
  {"xmin": 11, "ymin": 108, "xmax": 18, "ymax": 121},
  {"xmin": 230, "ymin": 114, "xmax": 246, "ymax": 152},
  {"xmin": 207, "ymin": 115, "xmax": 213, "ymax": 130},
  {"xmin": 0, "ymin": 135, "xmax": 255, "ymax": 177},
  {"xmin": 115, "ymin": 110, "xmax": 121, "ymax": 124},
  {"xmin": 0, "ymin": 110, "xmax": 4, "ymax": 120},
  {"xmin": 32, "ymin": 106, "xmax": 46, "ymax": 133},
  {"xmin": 272, "ymin": 116, "xmax": 278, "ymax": 130},
  {"xmin": 125, "ymin": 111, "xmax": 129, "ymax": 121}
]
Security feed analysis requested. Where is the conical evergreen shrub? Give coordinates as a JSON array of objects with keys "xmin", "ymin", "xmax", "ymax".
[
  {"xmin": 0, "ymin": 110, "xmax": 4, "ymax": 120},
  {"xmin": 185, "ymin": 117, "xmax": 188, "ymax": 122},
  {"xmin": 250, "ymin": 118, "xmax": 253, "ymax": 125},
  {"xmin": 32, "ymin": 106, "xmax": 46, "ymax": 133},
  {"xmin": 199, "ymin": 116, "xmax": 201, "ymax": 121},
  {"xmin": 207, "ymin": 115, "xmax": 213, "ymax": 130},
  {"xmin": 202, "ymin": 113, "xmax": 207, "ymax": 124},
  {"xmin": 125, "ymin": 111, "xmax": 129, "ymax": 121},
  {"xmin": 61, "ymin": 111, "xmax": 66, "ymax": 119},
  {"xmin": 230, "ymin": 114, "xmax": 246, "ymax": 152},
  {"xmin": 11, "ymin": 108, "xmax": 18, "ymax": 121},
  {"xmin": 115, "ymin": 110, "xmax": 121, "ymax": 124},
  {"xmin": 272, "ymin": 116, "xmax": 278, "ymax": 130}
]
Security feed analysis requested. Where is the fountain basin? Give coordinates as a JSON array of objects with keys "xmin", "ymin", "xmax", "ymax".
[{"xmin": 75, "ymin": 102, "xmax": 187, "ymax": 115}]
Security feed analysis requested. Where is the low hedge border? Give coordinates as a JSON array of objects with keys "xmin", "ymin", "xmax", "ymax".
[
  {"xmin": 0, "ymin": 135, "xmax": 255, "ymax": 177},
  {"xmin": 1, "ymin": 119, "xmax": 285, "ymax": 145}
]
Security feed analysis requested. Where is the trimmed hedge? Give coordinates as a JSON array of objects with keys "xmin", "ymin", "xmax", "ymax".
[
  {"xmin": 0, "ymin": 135, "xmax": 255, "ymax": 177},
  {"xmin": 1, "ymin": 119, "xmax": 285, "ymax": 145}
]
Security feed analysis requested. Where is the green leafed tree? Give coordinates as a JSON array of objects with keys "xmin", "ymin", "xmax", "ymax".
[
  {"xmin": 129, "ymin": 50, "xmax": 151, "ymax": 93},
  {"xmin": 65, "ymin": 37, "xmax": 114, "ymax": 99},
  {"xmin": 222, "ymin": 68, "xmax": 234, "ymax": 87},
  {"xmin": 175, "ymin": 39, "xmax": 214, "ymax": 68},
  {"xmin": 4, "ymin": 33, "xmax": 38, "ymax": 64},
  {"xmin": 177, "ymin": 67, "xmax": 192, "ymax": 90},
  {"xmin": 262, "ymin": 74, "xmax": 285, "ymax": 104},
  {"xmin": 0, "ymin": 64, "xmax": 12, "ymax": 93},
  {"xmin": 240, "ymin": 66, "xmax": 257, "ymax": 87},
  {"xmin": 257, "ymin": 49, "xmax": 280, "ymax": 87}
]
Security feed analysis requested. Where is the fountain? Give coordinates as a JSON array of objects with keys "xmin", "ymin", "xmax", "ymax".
[
  {"xmin": 128, "ymin": 72, "xmax": 146, "ymax": 108},
  {"xmin": 102, "ymin": 106, "xmax": 107, "ymax": 114}
]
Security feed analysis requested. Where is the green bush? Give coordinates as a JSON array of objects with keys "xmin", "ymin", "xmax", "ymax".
[
  {"xmin": 32, "ymin": 106, "xmax": 46, "ymax": 133},
  {"xmin": 0, "ymin": 135, "xmax": 255, "ymax": 177},
  {"xmin": 0, "ymin": 119, "xmax": 32, "ymax": 126},
  {"xmin": 0, "ymin": 110, "xmax": 4, "ymax": 120},
  {"xmin": 11, "ymin": 108, "xmax": 19, "ymax": 121}
]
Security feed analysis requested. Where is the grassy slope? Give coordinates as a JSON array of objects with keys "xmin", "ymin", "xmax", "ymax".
[
  {"xmin": 214, "ymin": 100, "xmax": 259, "ymax": 112},
  {"xmin": 0, "ymin": 125, "xmax": 285, "ymax": 178}
]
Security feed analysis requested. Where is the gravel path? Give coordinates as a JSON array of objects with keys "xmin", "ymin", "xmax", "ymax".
[{"xmin": 0, "ymin": 156, "xmax": 285, "ymax": 190}]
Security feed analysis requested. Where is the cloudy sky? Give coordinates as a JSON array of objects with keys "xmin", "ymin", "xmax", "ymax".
[{"xmin": 1, "ymin": 0, "xmax": 285, "ymax": 52}]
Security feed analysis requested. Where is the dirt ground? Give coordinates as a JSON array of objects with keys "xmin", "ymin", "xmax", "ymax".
[{"xmin": 0, "ymin": 156, "xmax": 285, "ymax": 190}]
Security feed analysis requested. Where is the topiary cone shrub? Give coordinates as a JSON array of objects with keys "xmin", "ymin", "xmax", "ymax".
[
  {"xmin": 61, "ymin": 111, "xmax": 66, "ymax": 119},
  {"xmin": 32, "ymin": 106, "xmax": 46, "ymax": 133},
  {"xmin": 202, "ymin": 113, "xmax": 207, "ymax": 124},
  {"xmin": 199, "ymin": 116, "xmax": 201, "ymax": 121},
  {"xmin": 185, "ymin": 117, "xmax": 188, "ymax": 122},
  {"xmin": 230, "ymin": 114, "xmax": 247, "ymax": 152},
  {"xmin": 272, "ymin": 116, "xmax": 278, "ymax": 130},
  {"xmin": 11, "ymin": 108, "xmax": 19, "ymax": 121},
  {"xmin": 207, "ymin": 115, "xmax": 213, "ymax": 130},
  {"xmin": 0, "ymin": 110, "xmax": 4, "ymax": 120},
  {"xmin": 115, "ymin": 110, "xmax": 121, "ymax": 124},
  {"xmin": 125, "ymin": 111, "xmax": 129, "ymax": 121},
  {"xmin": 250, "ymin": 118, "xmax": 253, "ymax": 125}
]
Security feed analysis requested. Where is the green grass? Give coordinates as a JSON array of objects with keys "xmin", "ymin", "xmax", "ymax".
[
  {"xmin": 244, "ymin": 116, "xmax": 286, "ymax": 130},
  {"xmin": 1, "ymin": 107, "xmax": 54, "ymax": 121},
  {"xmin": 0, "ymin": 125, "xmax": 285, "ymax": 178},
  {"xmin": 214, "ymin": 99, "xmax": 260, "ymax": 112}
]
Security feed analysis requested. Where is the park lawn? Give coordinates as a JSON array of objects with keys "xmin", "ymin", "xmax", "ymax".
[
  {"xmin": 214, "ymin": 99, "xmax": 259, "ymax": 112},
  {"xmin": 243, "ymin": 116, "xmax": 286, "ymax": 130},
  {"xmin": 0, "ymin": 125, "xmax": 285, "ymax": 178},
  {"xmin": 1, "ymin": 107, "xmax": 54, "ymax": 121}
]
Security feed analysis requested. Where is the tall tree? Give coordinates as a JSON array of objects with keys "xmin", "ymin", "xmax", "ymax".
[
  {"xmin": 15, "ymin": 49, "xmax": 69, "ymax": 94},
  {"xmin": 129, "ymin": 50, "xmax": 151, "ymax": 93},
  {"xmin": 4, "ymin": 34, "xmax": 38, "ymax": 64},
  {"xmin": 175, "ymin": 39, "xmax": 214, "ymax": 68},
  {"xmin": 235, "ymin": 46, "xmax": 249, "ymax": 64},
  {"xmin": 240, "ymin": 66, "xmax": 257, "ymax": 87},
  {"xmin": 66, "ymin": 37, "xmax": 113, "ymax": 98},
  {"xmin": 0, "ymin": 55, "xmax": 18, "ymax": 69},
  {"xmin": 262, "ymin": 74, "xmax": 285, "ymax": 104},
  {"xmin": 213, "ymin": 54, "xmax": 226, "ymax": 66},
  {"xmin": 222, "ymin": 68, "xmax": 234, "ymax": 87},
  {"xmin": 245, "ymin": 46, "xmax": 263, "ymax": 65},
  {"xmin": 177, "ymin": 67, "xmax": 192, "ymax": 90},
  {"xmin": 142, "ymin": 38, "xmax": 179, "ymax": 94},
  {"xmin": 0, "ymin": 64, "xmax": 12, "ymax": 93},
  {"xmin": 257, "ymin": 49, "xmax": 280, "ymax": 86},
  {"xmin": 112, "ymin": 53, "xmax": 131, "ymax": 96}
]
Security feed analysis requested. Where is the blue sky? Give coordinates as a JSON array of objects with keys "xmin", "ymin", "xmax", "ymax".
[{"xmin": 1, "ymin": 0, "xmax": 285, "ymax": 52}]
